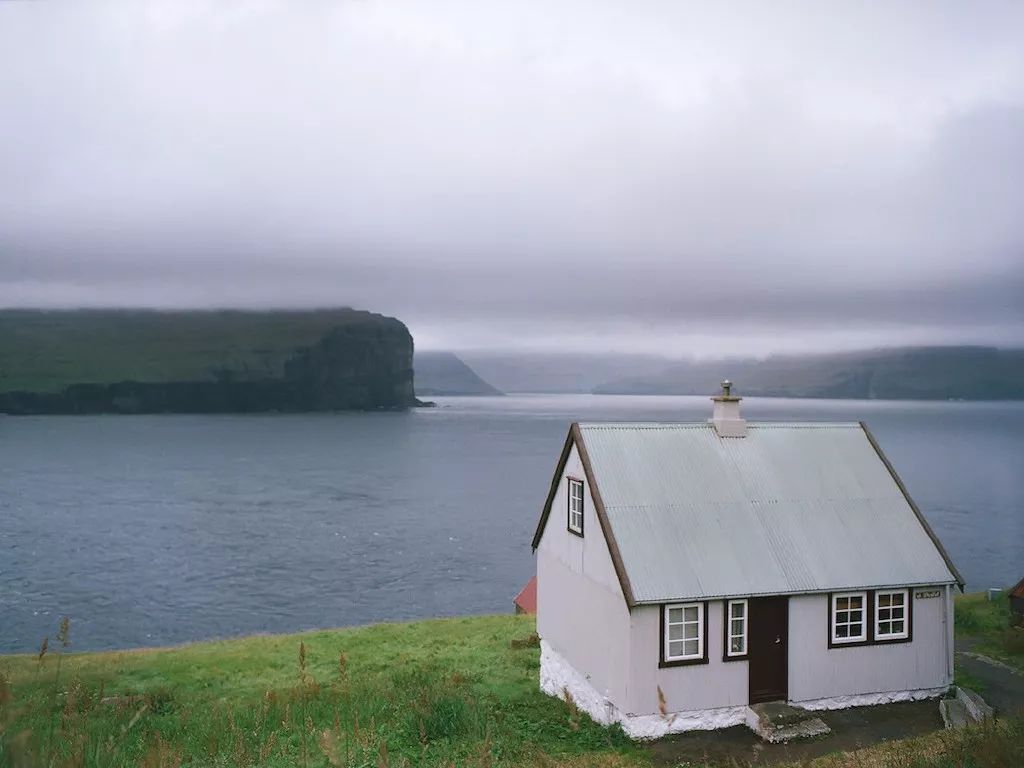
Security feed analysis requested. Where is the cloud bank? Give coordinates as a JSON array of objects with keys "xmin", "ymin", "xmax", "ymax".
[{"xmin": 2, "ymin": 1, "xmax": 1022, "ymax": 355}]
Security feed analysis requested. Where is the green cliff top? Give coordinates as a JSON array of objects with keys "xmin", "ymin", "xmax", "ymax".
[{"xmin": 0, "ymin": 308, "xmax": 408, "ymax": 393}]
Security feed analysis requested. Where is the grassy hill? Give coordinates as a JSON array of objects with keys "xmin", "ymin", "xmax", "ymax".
[
  {"xmin": 0, "ymin": 309, "xmax": 416, "ymax": 413},
  {"xmin": 1, "ymin": 604, "xmax": 1020, "ymax": 767},
  {"xmin": 0, "ymin": 309, "xmax": 405, "ymax": 393}
]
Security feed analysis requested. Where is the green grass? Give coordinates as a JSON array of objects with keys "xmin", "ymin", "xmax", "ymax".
[
  {"xmin": 805, "ymin": 717, "xmax": 1024, "ymax": 768},
  {"xmin": 955, "ymin": 591, "xmax": 1024, "ymax": 671},
  {"xmin": 0, "ymin": 308, "xmax": 404, "ymax": 393},
  {"xmin": 4, "ymin": 599, "xmax": 1023, "ymax": 767},
  {"xmin": 0, "ymin": 615, "xmax": 642, "ymax": 768}
]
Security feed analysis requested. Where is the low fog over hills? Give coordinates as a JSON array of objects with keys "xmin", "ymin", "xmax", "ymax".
[{"xmin": 456, "ymin": 346, "xmax": 1024, "ymax": 400}]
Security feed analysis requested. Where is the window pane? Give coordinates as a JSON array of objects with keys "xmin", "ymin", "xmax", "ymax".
[
  {"xmin": 836, "ymin": 625, "xmax": 848, "ymax": 638},
  {"xmin": 669, "ymin": 624, "xmax": 683, "ymax": 641},
  {"xmin": 731, "ymin": 603, "xmax": 744, "ymax": 619},
  {"xmin": 683, "ymin": 639, "xmax": 699, "ymax": 657},
  {"xmin": 878, "ymin": 620, "xmax": 891, "ymax": 635},
  {"xmin": 892, "ymin": 620, "xmax": 904, "ymax": 634},
  {"xmin": 683, "ymin": 606, "xmax": 699, "ymax": 622},
  {"xmin": 878, "ymin": 594, "xmax": 891, "ymax": 608},
  {"xmin": 668, "ymin": 640, "xmax": 684, "ymax": 658},
  {"xmin": 892, "ymin": 592, "xmax": 904, "ymax": 607},
  {"xmin": 731, "ymin": 619, "xmax": 744, "ymax": 635},
  {"xmin": 683, "ymin": 623, "xmax": 698, "ymax": 640},
  {"xmin": 668, "ymin": 607, "xmax": 683, "ymax": 623},
  {"xmin": 836, "ymin": 597, "xmax": 849, "ymax": 611},
  {"xmin": 836, "ymin": 610, "xmax": 849, "ymax": 623},
  {"xmin": 849, "ymin": 623, "xmax": 862, "ymax": 637},
  {"xmin": 850, "ymin": 596, "xmax": 862, "ymax": 609},
  {"xmin": 731, "ymin": 637, "xmax": 744, "ymax": 653},
  {"xmin": 879, "ymin": 607, "xmax": 891, "ymax": 621}
]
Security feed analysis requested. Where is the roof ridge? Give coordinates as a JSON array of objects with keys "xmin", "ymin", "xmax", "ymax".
[{"xmin": 577, "ymin": 421, "xmax": 862, "ymax": 429}]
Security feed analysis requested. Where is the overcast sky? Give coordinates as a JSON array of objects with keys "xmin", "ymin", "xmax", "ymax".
[{"xmin": 1, "ymin": 1, "xmax": 1022, "ymax": 357}]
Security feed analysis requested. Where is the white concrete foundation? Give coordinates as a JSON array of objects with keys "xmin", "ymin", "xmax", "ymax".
[
  {"xmin": 792, "ymin": 686, "xmax": 949, "ymax": 711},
  {"xmin": 541, "ymin": 640, "xmax": 950, "ymax": 741},
  {"xmin": 539, "ymin": 640, "xmax": 747, "ymax": 740}
]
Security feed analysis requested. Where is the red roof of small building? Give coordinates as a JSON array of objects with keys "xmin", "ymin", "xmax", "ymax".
[
  {"xmin": 1010, "ymin": 577, "xmax": 1024, "ymax": 599},
  {"xmin": 514, "ymin": 576, "xmax": 537, "ymax": 614}
]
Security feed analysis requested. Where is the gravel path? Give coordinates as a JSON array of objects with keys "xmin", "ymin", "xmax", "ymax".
[{"xmin": 955, "ymin": 636, "xmax": 1024, "ymax": 717}]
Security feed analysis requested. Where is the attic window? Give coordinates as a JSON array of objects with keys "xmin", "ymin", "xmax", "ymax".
[
  {"xmin": 875, "ymin": 589, "xmax": 909, "ymax": 640},
  {"xmin": 567, "ymin": 478, "xmax": 584, "ymax": 536},
  {"xmin": 831, "ymin": 592, "xmax": 867, "ymax": 644}
]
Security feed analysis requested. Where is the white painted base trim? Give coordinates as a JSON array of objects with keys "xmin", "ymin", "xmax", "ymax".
[
  {"xmin": 792, "ymin": 686, "xmax": 949, "ymax": 711},
  {"xmin": 539, "ymin": 640, "xmax": 747, "ymax": 740},
  {"xmin": 540, "ymin": 640, "xmax": 949, "ymax": 741}
]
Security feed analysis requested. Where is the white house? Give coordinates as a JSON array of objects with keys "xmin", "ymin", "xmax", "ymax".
[{"xmin": 531, "ymin": 383, "xmax": 962, "ymax": 739}]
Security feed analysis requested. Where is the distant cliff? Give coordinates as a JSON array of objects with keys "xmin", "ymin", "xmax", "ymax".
[
  {"xmin": 414, "ymin": 351, "xmax": 503, "ymax": 396},
  {"xmin": 0, "ymin": 309, "xmax": 417, "ymax": 414},
  {"xmin": 593, "ymin": 346, "xmax": 1024, "ymax": 400}
]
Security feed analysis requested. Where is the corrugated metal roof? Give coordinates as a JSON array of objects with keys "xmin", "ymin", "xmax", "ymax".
[{"xmin": 577, "ymin": 422, "xmax": 957, "ymax": 603}]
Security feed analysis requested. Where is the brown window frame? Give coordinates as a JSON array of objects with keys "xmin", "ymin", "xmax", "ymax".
[
  {"xmin": 659, "ymin": 601, "xmax": 710, "ymax": 668},
  {"xmin": 566, "ymin": 477, "xmax": 584, "ymax": 537},
  {"xmin": 827, "ymin": 589, "xmax": 914, "ymax": 649}
]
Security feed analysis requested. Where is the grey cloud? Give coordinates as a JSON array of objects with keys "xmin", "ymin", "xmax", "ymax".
[{"xmin": 1, "ymin": 0, "xmax": 1022, "ymax": 355}]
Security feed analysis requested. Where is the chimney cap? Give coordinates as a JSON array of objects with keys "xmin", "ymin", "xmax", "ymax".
[{"xmin": 712, "ymin": 378, "xmax": 741, "ymax": 402}]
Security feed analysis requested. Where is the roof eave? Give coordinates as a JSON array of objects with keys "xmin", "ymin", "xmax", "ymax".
[{"xmin": 631, "ymin": 580, "xmax": 961, "ymax": 606}]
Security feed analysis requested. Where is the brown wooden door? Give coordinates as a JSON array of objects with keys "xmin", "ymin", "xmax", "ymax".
[{"xmin": 748, "ymin": 596, "xmax": 789, "ymax": 704}]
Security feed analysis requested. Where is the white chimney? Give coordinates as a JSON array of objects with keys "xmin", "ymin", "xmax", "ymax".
[{"xmin": 710, "ymin": 379, "xmax": 747, "ymax": 437}]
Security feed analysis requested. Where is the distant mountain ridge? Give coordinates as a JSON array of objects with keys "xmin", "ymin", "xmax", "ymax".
[
  {"xmin": 461, "ymin": 352, "xmax": 673, "ymax": 394},
  {"xmin": 593, "ymin": 346, "xmax": 1024, "ymax": 400},
  {"xmin": 0, "ymin": 308, "xmax": 417, "ymax": 413},
  {"xmin": 413, "ymin": 351, "xmax": 502, "ymax": 396}
]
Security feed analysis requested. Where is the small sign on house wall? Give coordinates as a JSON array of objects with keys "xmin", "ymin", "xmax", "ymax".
[{"xmin": 915, "ymin": 589, "xmax": 941, "ymax": 599}]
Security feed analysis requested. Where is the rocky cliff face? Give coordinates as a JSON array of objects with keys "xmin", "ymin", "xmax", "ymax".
[
  {"xmin": 282, "ymin": 320, "xmax": 415, "ymax": 410},
  {"xmin": 0, "ymin": 309, "xmax": 416, "ymax": 414}
]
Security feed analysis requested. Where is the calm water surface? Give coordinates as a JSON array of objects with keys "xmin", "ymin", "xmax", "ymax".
[{"xmin": 1, "ymin": 395, "xmax": 1021, "ymax": 652}]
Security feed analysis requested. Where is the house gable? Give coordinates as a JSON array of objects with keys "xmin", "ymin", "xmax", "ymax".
[{"xmin": 532, "ymin": 423, "xmax": 636, "ymax": 607}]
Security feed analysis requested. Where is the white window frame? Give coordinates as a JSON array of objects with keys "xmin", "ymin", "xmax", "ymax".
[
  {"xmin": 726, "ymin": 599, "xmax": 748, "ymax": 657},
  {"xmin": 663, "ymin": 602, "xmax": 704, "ymax": 662},
  {"xmin": 567, "ymin": 478, "xmax": 584, "ymax": 535},
  {"xmin": 831, "ymin": 591, "xmax": 868, "ymax": 644},
  {"xmin": 875, "ymin": 589, "xmax": 910, "ymax": 640}
]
